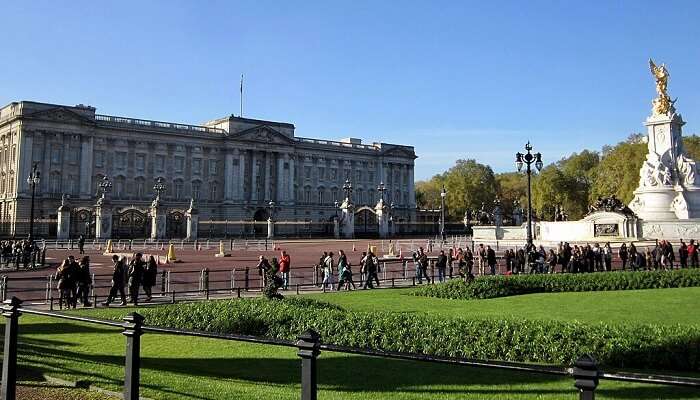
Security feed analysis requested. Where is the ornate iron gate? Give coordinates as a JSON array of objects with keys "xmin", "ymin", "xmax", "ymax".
[
  {"xmin": 70, "ymin": 208, "xmax": 95, "ymax": 238},
  {"xmin": 113, "ymin": 209, "xmax": 150, "ymax": 239},
  {"xmin": 167, "ymin": 211, "xmax": 186, "ymax": 238}
]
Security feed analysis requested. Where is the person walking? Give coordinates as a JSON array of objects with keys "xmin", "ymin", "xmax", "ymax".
[
  {"xmin": 78, "ymin": 234, "xmax": 86, "ymax": 255},
  {"xmin": 127, "ymin": 253, "xmax": 145, "ymax": 305},
  {"xmin": 257, "ymin": 255, "xmax": 272, "ymax": 287},
  {"xmin": 143, "ymin": 255, "xmax": 158, "ymax": 302},
  {"xmin": 477, "ymin": 244, "xmax": 486, "ymax": 275},
  {"xmin": 55, "ymin": 259, "xmax": 74, "ymax": 310},
  {"xmin": 417, "ymin": 247, "xmax": 431, "ymax": 284},
  {"xmin": 76, "ymin": 256, "xmax": 92, "ymax": 307},
  {"xmin": 689, "ymin": 240, "xmax": 698, "ymax": 268},
  {"xmin": 679, "ymin": 239, "xmax": 688, "ymax": 269},
  {"xmin": 619, "ymin": 243, "xmax": 628, "ymax": 271},
  {"xmin": 363, "ymin": 251, "xmax": 377, "ymax": 289},
  {"xmin": 603, "ymin": 242, "xmax": 613, "ymax": 271},
  {"xmin": 436, "ymin": 250, "xmax": 447, "ymax": 282},
  {"xmin": 103, "ymin": 255, "xmax": 127, "ymax": 306},
  {"xmin": 279, "ymin": 250, "xmax": 291, "ymax": 290},
  {"xmin": 336, "ymin": 250, "xmax": 356, "ymax": 290},
  {"xmin": 322, "ymin": 251, "xmax": 335, "ymax": 291},
  {"xmin": 486, "ymin": 245, "xmax": 497, "ymax": 275}
]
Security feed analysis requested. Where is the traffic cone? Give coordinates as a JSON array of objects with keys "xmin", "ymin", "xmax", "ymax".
[{"xmin": 167, "ymin": 243, "xmax": 177, "ymax": 262}]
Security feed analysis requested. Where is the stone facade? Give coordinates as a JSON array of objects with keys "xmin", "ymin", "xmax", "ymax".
[{"xmin": 0, "ymin": 101, "xmax": 416, "ymax": 237}]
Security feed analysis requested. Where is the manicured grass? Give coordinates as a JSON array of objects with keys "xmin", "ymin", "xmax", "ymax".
[
  {"xmin": 14, "ymin": 314, "xmax": 700, "ymax": 400},
  {"xmin": 303, "ymin": 286, "xmax": 700, "ymax": 326}
]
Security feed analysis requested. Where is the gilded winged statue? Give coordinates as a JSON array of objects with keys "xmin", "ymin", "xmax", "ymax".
[
  {"xmin": 649, "ymin": 59, "xmax": 675, "ymax": 116},
  {"xmin": 649, "ymin": 59, "xmax": 669, "ymax": 97}
]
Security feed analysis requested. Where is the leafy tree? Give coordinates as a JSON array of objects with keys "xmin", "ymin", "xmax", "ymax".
[
  {"xmin": 415, "ymin": 178, "xmax": 443, "ymax": 210},
  {"xmin": 442, "ymin": 159, "xmax": 498, "ymax": 219},
  {"xmin": 590, "ymin": 140, "xmax": 646, "ymax": 203},
  {"xmin": 495, "ymin": 172, "xmax": 527, "ymax": 216},
  {"xmin": 683, "ymin": 135, "xmax": 700, "ymax": 159}
]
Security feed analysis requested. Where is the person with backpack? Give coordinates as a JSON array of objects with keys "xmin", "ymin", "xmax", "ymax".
[
  {"xmin": 363, "ymin": 250, "xmax": 379, "ymax": 289},
  {"xmin": 417, "ymin": 247, "xmax": 431, "ymax": 284},
  {"xmin": 336, "ymin": 250, "xmax": 356, "ymax": 290}
]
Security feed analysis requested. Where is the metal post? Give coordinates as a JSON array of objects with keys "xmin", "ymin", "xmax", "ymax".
[
  {"xmin": 1, "ymin": 297, "xmax": 22, "ymax": 400},
  {"xmin": 296, "ymin": 330, "xmax": 320, "ymax": 400},
  {"xmin": 244, "ymin": 267, "xmax": 249, "ymax": 291},
  {"xmin": 204, "ymin": 268, "xmax": 210, "ymax": 300},
  {"xmin": 231, "ymin": 269, "xmax": 236, "ymax": 292},
  {"xmin": 161, "ymin": 271, "xmax": 166, "ymax": 296},
  {"xmin": 573, "ymin": 354, "xmax": 599, "ymax": 400},
  {"xmin": 122, "ymin": 313, "xmax": 144, "ymax": 400}
]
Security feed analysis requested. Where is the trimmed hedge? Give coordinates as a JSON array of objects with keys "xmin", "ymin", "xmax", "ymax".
[
  {"xmin": 412, "ymin": 269, "xmax": 700, "ymax": 300},
  {"xmin": 91, "ymin": 297, "xmax": 700, "ymax": 371}
]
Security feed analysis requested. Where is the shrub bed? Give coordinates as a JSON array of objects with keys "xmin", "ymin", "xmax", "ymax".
[
  {"xmin": 412, "ymin": 269, "xmax": 700, "ymax": 300},
  {"xmin": 91, "ymin": 297, "xmax": 700, "ymax": 371}
]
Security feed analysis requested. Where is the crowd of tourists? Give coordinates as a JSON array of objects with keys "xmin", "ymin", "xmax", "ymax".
[
  {"xmin": 54, "ymin": 252, "xmax": 158, "ymax": 308},
  {"xmin": 1, "ymin": 239, "xmax": 44, "ymax": 270}
]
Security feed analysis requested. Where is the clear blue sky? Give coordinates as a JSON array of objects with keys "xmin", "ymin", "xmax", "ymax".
[{"xmin": 2, "ymin": 0, "xmax": 699, "ymax": 181}]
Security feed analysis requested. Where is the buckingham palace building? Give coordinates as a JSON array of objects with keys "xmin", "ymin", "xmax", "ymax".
[{"xmin": 0, "ymin": 100, "xmax": 416, "ymax": 238}]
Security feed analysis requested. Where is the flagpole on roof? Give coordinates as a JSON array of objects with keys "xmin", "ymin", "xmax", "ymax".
[{"xmin": 240, "ymin": 74, "xmax": 244, "ymax": 118}]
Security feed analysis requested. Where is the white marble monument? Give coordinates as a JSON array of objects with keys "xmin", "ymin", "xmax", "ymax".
[{"xmin": 629, "ymin": 60, "xmax": 700, "ymax": 220}]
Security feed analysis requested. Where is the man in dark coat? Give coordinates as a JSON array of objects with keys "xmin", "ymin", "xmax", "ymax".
[
  {"xmin": 486, "ymin": 245, "xmax": 497, "ymax": 275},
  {"xmin": 436, "ymin": 250, "xmax": 448, "ymax": 282},
  {"xmin": 103, "ymin": 255, "xmax": 126, "ymax": 306},
  {"xmin": 128, "ymin": 253, "xmax": 145, "ymax": 305}
]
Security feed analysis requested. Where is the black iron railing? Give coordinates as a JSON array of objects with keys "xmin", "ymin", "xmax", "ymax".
[{"xmin": 1, "ymin": 297, "xmax": 699, "ymax": 400}]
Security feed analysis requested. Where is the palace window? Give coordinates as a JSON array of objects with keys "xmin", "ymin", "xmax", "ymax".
[
  {"xmin": 304, "ymin": 187, "xmax": 311, "ymax": 204},
  {"xmin": 95, "ymin": 151, "xmax": 105, "ymax": 168},
  {"xmin": 49, "ymin": 173, "xmax": 61, "ymax": 194},
  {"xmin": 208, "ymin": 160, "xmax": 218, "ymax": 175},
  {"xmin": 115, "ymin": 176, "xmax": 126, "ymax": 198},
  {"xmin": 135, "ymin": 178, "xmax": 145, "ymax": 198},
  {"xmin": 356, "ymin": 170, "xmax": 362, "ymax": 182},
  {"xmin": 330, "ymin": 168, "xmax": 337, "ymax": 181},
  {"xmin": 192, "ymin": 158, "xmax": 201, "ymax": 175},
  {"xmin": 155, "ymin": 155, "xmax": 165, "ymax": 172},
  {"xmin": 115, "ymin": 152, "xmax": 127, "ymax": 169},
  {"xmin": 192, "ymin": 181, "xmax": 201, "ymax": 200},
  {"xmin": 331, "ymin": 188, "xmax": 339, "ymax": 202},
  {"xmin": 304, "ymin": 166, "xmax": 311, "ymax": 179},
  {"xmin": 135, "ymin": 155, "xmax": 145, "ymax": 171},
  {"xmin": 318, "ymin": 188, "xmax": 325, "ymax": 204},
  {"xmin": 210, "ymin": 182, "xmax": 218, "ymax": 201},
  {"xmin": 368, "ymin": 171, "xmax": 374, "ymax": 183},
  {"xmin": 318, "ymin": 167, "xmax": 325, "ymax": 181},
  {"xmin": 174, "ymin": 180, "xmax": 184, "ymax": 200},
  {"xmin": 51, "ymin": 147, "xmax": 61, "ymax": 164},
  {"xmin": 174, "ymin": 157, "xmax": 184, "ymax": 173}
]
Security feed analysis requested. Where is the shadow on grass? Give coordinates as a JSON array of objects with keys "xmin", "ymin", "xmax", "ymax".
[{"xmin": 14, "ymin": 339, "xmax": 700, "ymax": 400}]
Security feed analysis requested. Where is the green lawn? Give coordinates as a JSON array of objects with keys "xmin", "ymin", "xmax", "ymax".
[
  {"xmin": 303, "ymin": 286, "xmax": 700, "ymax": 326},
  {"xmin": 14, "ymin": 314, "xmax": 700, "ymax": 400},
  {"xmin": 10, "ymin": 286, "xmax": 700, "ymax": 399}
]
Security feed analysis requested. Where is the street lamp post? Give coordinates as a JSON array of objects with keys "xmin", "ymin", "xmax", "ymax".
[
  {"xmin": 440, "ymin": 184, "xmax": 447, "ymax": 243},
  {"xmin": 98, "ymin": 176, "xmax": 113, "ymax": 201},
  {"xmin": 153, "ymin": 177, "xmax": 166, "ymax": 202},
  {"xmin": 343, "ymin": 179, "xmax": 353, "ymax": 203},
  {"xmin": 515, "ymin": 142, "xmax": 543, "ymax": 265},
  {"xmin": 26, "ymin": 163, "xmax": 41, "ymax": 242},
  {"xmin": 376, "ymin": 181, "xmax": 386, "ymax": 203},
  {"xmin": 389, "ymin": 201, "xmax": 395, "ymax": 238},
  {"xmin": 267, "ymin": 200, "xmax": 276, "ymax": 221}
]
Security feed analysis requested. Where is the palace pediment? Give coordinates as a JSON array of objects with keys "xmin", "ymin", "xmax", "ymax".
[
  {"xmin": 25, "ymin": 107, "xmax": 96, "ymax": 125},
  {"xmin": 229, "ymin": 125, "xmax": 295, "ymax": 145},
  {"xmin": 381, "ymin": 146, "xmax": 416, "ymax": 159}
]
